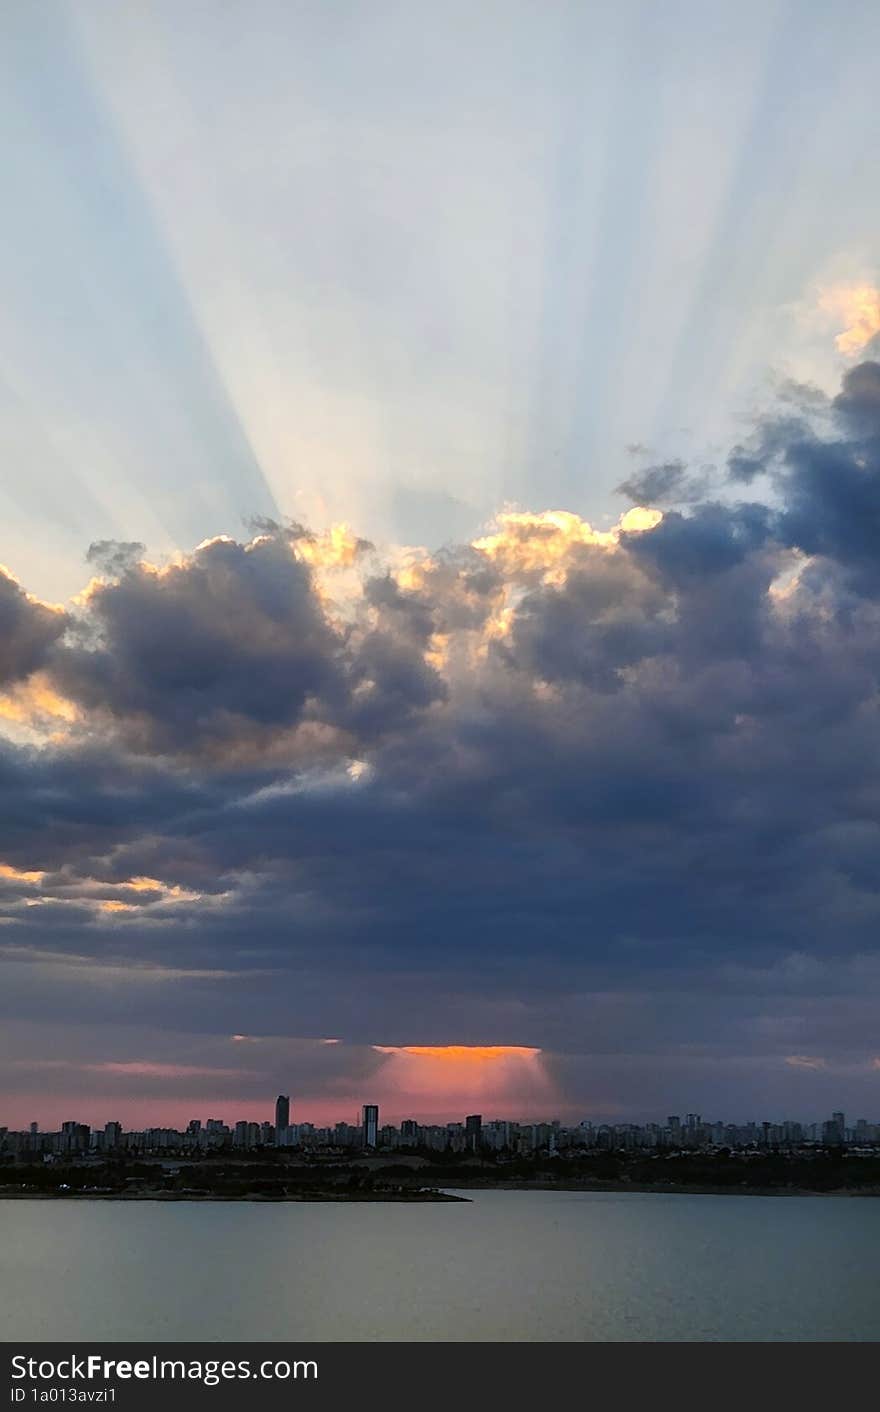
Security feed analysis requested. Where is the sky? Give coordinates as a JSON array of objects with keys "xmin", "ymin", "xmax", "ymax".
[{"xmin": 2, "ymin": 0, "xmax": 880, "ymax": 1128}]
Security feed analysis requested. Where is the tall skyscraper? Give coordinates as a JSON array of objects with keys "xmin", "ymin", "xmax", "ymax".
[
  {"xmin": 362, "ymin": 1104, "xmax": 379, "ymax": 1148},
  {"xmin": 275, "ymin": 1094, "xmax": 290, "ymax": 1131},
  {"xmin": 465, "ymin": 1114, "xmax": 483, "ymax": 1152}
]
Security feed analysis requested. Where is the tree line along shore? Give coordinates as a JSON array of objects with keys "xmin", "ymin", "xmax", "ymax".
[{"xmin": 3, "ymin": 1148, "xmax": 880, "ymax": 1200}]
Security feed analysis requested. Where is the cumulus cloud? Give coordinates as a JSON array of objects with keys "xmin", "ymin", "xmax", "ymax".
[
  {"xmin": 5, "ymin": 360, "xmax": 880, "ymax": 1119},
  {"xmin": 0, "ymin": 567, "xmax": 67, "ymax": 687},
  {"xmin": 817, "ymin": 283, "xmax": 880, "ymax": 356},
  {"xmin": 832, "ymin": 358, "xmax": 880, "ymax": 435},
  {"xmin": 52, "ymin": 532, "xmax": 353, "ymax": 759}
]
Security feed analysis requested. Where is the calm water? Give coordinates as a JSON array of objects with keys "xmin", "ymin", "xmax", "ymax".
[{"xmin": 2, "ymin": 1190, "xmax": 878, "ymax": 1342}]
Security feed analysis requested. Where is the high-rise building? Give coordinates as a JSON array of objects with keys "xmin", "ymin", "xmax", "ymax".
[
  {"xmin": 59, "ymin": 1121, "xmax": 89, "ymax": 1154},
  {"xmin": 362, "ymin": 1104, "xmax": 379, "ymax": 1148},
  {"xmin": 465, "ymin": 1114, "xmax": 483, "ymax": 1152},
  {"xmin": 275, "ymin": 1095, "xmax": 290, "ymax": 1132}
]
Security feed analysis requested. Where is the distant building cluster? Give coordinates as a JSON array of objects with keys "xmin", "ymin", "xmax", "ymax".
[{"xmin": 2, "ymin": 1099, "xmax": 879, "ymax": 1161}]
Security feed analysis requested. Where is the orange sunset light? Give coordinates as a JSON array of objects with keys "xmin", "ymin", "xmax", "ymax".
[
  {"xmin": 373, "ymin": 1045, "xmax": 541, "ymax": 1061},
  {"xmin": 371, "ymin": 1044, "xmax": 556, "ymax": 1120}
]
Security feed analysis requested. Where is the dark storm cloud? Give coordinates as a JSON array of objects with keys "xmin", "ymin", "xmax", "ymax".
[
  {"xmin": 0, "ymin": 567, "xmax": 67, "ymax": 686},
  {"xmin": 623, "ymin": 501, "xmax": 776, "ymax": 582},
  {"xmin": 5, "ymin": 361, "xmax": 880, "ymax": 1116},
  {"xmin": 720, "ymin": 366, "xmax": 880, "ymax": 596},
  {"xmin": 345, "ymin": 626, "xmax": 446, "ymax": 739},
  {"xmin": 52, "ymin": 533, "xmax": 345, "ymax": 753},
  {"xmin": 832, "ymin": 358, "xmax": 880, "ymax": 435},
  {"xmin": 503, "ymin": 546, "xmax": 668, "ymax": 690},
  {"xmin": 750, "ymin": 364, "xmax": 880, "ymax": 597},
  {"xmin": 726, "ymin": 409, "xmax": 818, "ymax": 485},
  {"xmin": 47, "ymin": 527, "xmax": 448, "ymax": 759}
]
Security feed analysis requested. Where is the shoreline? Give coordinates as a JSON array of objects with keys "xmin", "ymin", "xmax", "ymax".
[
  {"xmin": 0, "ymin": 1189, "xmax": 469, "ymax": 1203},
  {"xmin": 441, "ymin": 1180, "xmax": 880, "ymax": 1198},
  {"xmin": 3, "ymin": 1181, "xmax": 878, "ymax": 1201}
]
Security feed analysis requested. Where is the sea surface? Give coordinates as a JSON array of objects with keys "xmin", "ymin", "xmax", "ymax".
[{"xmin": 2, "ymin": 1189, "xmax": 878, "ymax": 1342}]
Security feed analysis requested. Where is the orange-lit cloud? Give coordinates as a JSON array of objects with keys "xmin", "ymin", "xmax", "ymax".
[
  {"xmin": 0, "ymin": 673, "xmax": 79, "ymax": 737},
  {"xmin": 94, "ymin": 877, "xmax": 204, "ymax": 914},
  {"xmin": 0, "ymin": 862, "xmax": 215, "ymax": 929},
  {"xmin": 0, "ymin": 863, "xmax": 45, "ymax": 885},
  {"xmin": 817, "ymin": 283, "xmax": 880, "ymax": 356},
  {"xmin": 471, "ymin": 507, "xmax": 661, "ymax": 584},
  {"xmin": 294, "ymin": 523, "xmax": 371, "ymax": 570}
]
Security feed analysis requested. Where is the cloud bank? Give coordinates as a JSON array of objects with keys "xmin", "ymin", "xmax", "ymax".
[{"xmin": 4, "ymin": 361, "xmax": 880, "ymax": 1122}]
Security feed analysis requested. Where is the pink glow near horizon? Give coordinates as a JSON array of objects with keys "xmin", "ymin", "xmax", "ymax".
[{"xmin": 3, "ymin": 1045, "xmax": 563, "ymax": 1130}]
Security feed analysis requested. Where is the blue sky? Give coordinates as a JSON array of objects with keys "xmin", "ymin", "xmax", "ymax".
[
  {"xmin": 2, "ymin": 0, "xmax": 878, "ymax": 600},
  {"xmin": 2, "ymin": 1, "xmax": 880, "ymax": 1126}
]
